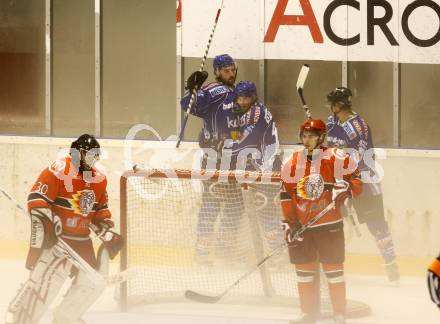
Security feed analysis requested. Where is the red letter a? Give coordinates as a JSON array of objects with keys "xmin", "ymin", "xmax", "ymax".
[{"xmin": 264, "ymin": 0, "xmax": 323, "ymax": 43}]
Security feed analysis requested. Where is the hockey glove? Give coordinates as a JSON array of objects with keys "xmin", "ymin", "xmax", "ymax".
[
  {"xmin": 101, "ymin": 231, "xmax": 124, "ymax": 260},
  {"xmin": 186, "ymin": 71, "xmax": 208, "ymax": 93},
  {"xmin": 94, "ymin": 218, "xmax": 115, "ymax": 237},
  {"xmin": 428, "ymin": 257, "xmax": 440, "ymax": 308},
  {"xmin": 29, "ymin": 208, "xmax": 62, "ymax": 249},
  {"xmin": 332, "ymin": 179, "xmax": 351, "ymax": 207},
  {"xmin": 281, "ymin": 220, "xmax": 301, "ymax": 243}
]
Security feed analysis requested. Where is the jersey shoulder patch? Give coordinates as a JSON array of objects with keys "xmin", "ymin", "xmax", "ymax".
[
  {"xmin": 203, "ymin": 83, "xmax": 228, "ymax": 97},
  {"xmin": 342, "ymin": 121, "xmax": 357, "ymax": 140}
]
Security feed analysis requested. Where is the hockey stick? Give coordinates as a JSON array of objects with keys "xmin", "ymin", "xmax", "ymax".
[
  {"xmin": 344, "ymin": 199, "xmax": 361, "ymax": 238},
  {"xmin": 0, "ymin": 186, "xmax": 134, "ymax": 286},
  {"xmin": 176, "ymin": 0, "xmax": 225, "ymax": 148},
  {"xmin": 296, "ymin": 64, "xmax": 312, "ymax": 119},
  {"xmin": 184, "ymin": 199, "xmax": 336, "ymax": 303}
]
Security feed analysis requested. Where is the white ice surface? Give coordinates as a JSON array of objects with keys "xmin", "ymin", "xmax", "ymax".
[{"xmin": 0, "ymin": 259, "xmax": 438, "ymax": 324}]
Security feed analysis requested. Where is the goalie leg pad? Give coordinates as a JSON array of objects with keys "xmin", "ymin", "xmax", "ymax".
[
  {"xmin": 53, "ymin": 269, "xmax": 105, "ymax": 323},
  {"xmin": 6, "ymin": 248, "xmax": 71, "ymax": 324}
]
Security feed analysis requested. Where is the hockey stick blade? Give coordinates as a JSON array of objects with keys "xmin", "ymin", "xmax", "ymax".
[
  {"xmin": 296, "ymin": 64, "xmax": 310, "ymax": 90},
  {"xmin": 184, "ymin": 290, "xmax": 222, "ymax": 303}
]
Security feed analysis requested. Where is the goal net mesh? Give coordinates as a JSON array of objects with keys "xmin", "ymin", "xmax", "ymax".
[{"xmin": 120, "ymin": 169, "xmax": 370, "ymax": 318}]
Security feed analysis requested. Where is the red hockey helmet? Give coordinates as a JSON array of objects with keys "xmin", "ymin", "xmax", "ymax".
[
  {"xmin": 299, "ymin": 119, "xmax": 327, "ymax": 146},
  {"xmin": 300, "ymin": 119, "xmax": 327, "ymax": 135}
]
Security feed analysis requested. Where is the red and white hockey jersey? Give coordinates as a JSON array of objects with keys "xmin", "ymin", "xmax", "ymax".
[{"xmin": 280, "ymin": 147, "xmax": 362, "ymax": 228}]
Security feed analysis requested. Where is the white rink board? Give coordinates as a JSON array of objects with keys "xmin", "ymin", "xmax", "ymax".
[{"xmin": 0, "ymin": 135, "xmax": 439, "ymax": 259}]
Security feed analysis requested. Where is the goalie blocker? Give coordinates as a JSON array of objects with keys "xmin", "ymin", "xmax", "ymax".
[{"xmin": 6, "ymin": 134, "xmax": 123, "ymax": 324}]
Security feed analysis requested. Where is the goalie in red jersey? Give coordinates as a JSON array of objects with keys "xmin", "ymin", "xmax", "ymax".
[
  {"xmin": 280, "ymin": 119, "xmax": 362, "ymax": 324},
  {"xmin": 6, "ymin": 134, "xmax": 123, "ymax": 324}
]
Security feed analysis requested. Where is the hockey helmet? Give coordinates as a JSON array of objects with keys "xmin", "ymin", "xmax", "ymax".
[
  {"xmin": 299, "ymin": 119, "xmax": 327, "ymax": 146},
  {"xmin": 213, "ymin": 54, "xmax": 236, "ymax": 71},
  {"xmin": 70, "ymin": 134, "xmax": 101, "ymax": 171},
  {"xmin": 327, "ymin": 87, "xmax": 352, "ymax": 109},
  {"xmin": 233, "ymin": 81, "xmax": 257, "ymax": 114},
  {"xmin": 234, "ymin": 80, "xmax": 257, "ymax": 98}
]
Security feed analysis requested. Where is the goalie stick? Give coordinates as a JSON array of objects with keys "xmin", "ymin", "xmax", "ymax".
[
  {"xmin": 0, "ymin": 185, "xmax": 134, "ymax": 286},
  {"xmin": 176, "ymin": 0, "xmax": 225, "ymax": 148},
  {"xmin": 296, "ymin": 64, "xmax": 312, "ymax": 119},
  {"xmin": 184, "ymin": 199, "xmax": 336, "ymax": 303}
]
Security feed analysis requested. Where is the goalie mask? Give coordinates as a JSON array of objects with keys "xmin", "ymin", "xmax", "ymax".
[
  {"xmin": 327, "ymin": 87, "xmax": 352, "ymax": 109},
  {"xmin": 70, "ymin": 134, "xmax": 101, "ymax": 172},
  {"xmin": 233, "ymin": 80, "xmax": 257, "ymax": 114}
]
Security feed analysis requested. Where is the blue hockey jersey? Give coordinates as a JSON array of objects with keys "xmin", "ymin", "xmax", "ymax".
[
  {"xmin": 327, "ymin": 113, "xmax": 381, "ymax": 196},
  {"xmin": 229, "ymin": 102, "xmax": 279, "ymax": 171},
  {"xmin": 180, "ymin": 82, "xmax": 237, "ymax": 146}
]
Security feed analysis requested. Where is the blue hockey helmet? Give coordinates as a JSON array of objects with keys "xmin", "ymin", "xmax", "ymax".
[
  {"xmin": 233, "ymin": 81, "xmax": 257, "ymax": 114},
  {"xmin": 213, "ymin": 54, "xmax": 236, "ymax": 71},
  {"xmin": 234, "ymin": 80, "xmax": 257, "ymax": 98}
]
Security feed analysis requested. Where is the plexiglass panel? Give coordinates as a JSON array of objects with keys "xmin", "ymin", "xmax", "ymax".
[
  {"xmin": 266, "ymin": 60, "xmax": 341, "ymax": 144},
  {"xmin": 401, "ymin": 64, "xmax": 440, "ymax": 149},
  {"xmin": 52, "ymin": 0, "xmax": 95, "ymax": 137},
  {"xmin": 0, "ymin": 0, "xmax": 46, "ymax": 135},
  {"xmin": 348, "ymin": 62, "xmax": 393, "ymax": 147},
  {"xmin": 102, "ymin": 0, "xmax": 176, "ymax": 140}
]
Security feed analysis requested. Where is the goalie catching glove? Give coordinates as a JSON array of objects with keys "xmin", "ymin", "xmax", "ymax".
[{"xmin": 186, "ymin": 71, "xmax": 208, "ymax": 93}]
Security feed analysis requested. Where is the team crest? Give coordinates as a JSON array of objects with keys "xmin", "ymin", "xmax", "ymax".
[
  {"xmin": 69, "ymin": 190, "xmax": 96, "ymax": 216},
  {"xmin": 297, "ymin": 174, "xmax": 324, "ymax": 200}
]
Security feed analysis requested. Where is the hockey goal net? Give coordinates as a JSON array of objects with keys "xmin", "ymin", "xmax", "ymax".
[{"xmin": 120, "ymin": 169, "xmax": 370, "ymax": 318}]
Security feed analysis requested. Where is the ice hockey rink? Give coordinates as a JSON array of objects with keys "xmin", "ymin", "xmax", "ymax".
[
  {"xmin": 3, "ymin": 0, "xmax": 440, "ymax": 323},
  {"xmin": 0, "ymin": 257, "xmax": 438, "ymax": 324}
]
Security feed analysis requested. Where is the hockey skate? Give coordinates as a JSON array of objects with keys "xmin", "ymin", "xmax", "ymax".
[
  {"xmin": 289, "ymin": 312, "xmax": 320, "ymax": 324},
  {"xmin": 385, "ymin": 261, "xmax": 400, "ymax": 285}
]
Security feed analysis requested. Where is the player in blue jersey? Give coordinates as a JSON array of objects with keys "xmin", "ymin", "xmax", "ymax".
[
  {"xmin": 326, "ymin": 87, "xmax": 400, "ymax": 283},
  {"xmin": 228, "ymin": 81, "xmax": 280, "ymax": 172},
  {"xmin": 181, "ymin": 54, "xmax": 244, "ymax": 266},
  {"xmin": 227, "ymin": 81, "xmax": 284, "ymax": 258}
]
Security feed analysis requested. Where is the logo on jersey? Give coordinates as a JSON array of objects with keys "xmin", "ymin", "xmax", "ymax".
[
  {"xmin": 209, "ymin": 86, "xmax": 227, "ymax": 97},
  {"xmin": 297, "ymin": 174, "xmax": 324, "ymax": 200},
  {"xmin": 327, "ymin": 136, "xmax": 346, "ymax": 148},
  {"xmin": 352, "ymin": 119, "xmax": 363, "ymax": 135},
  {"xmin": 342, "ymin": 122, "xmax": 357, "ymax": 140},
  {"xmin": 69, "ymin": 190, "xmax": 95, "ymax": 216},
  {"xmin": 222, "ymin": 102, "xmax": 234, "ymax": 110},
  {"xmin": 226, "ymin": 116, "xmax": 241, "ymax": 128}
]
